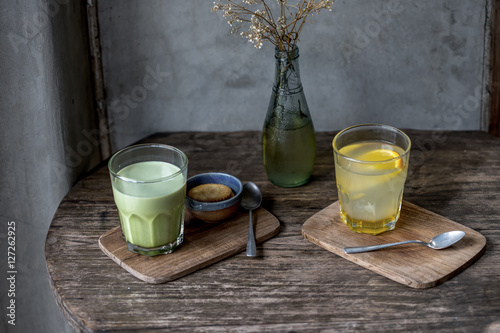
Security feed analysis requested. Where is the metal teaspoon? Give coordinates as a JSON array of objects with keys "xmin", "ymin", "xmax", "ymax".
[
  {"xmin": 343, "ymin": 230, "xmax": 466, "ymax": 254},
  {"xmin": 241, "ymin": 182, "xmax": 262, "ymax": 257}
]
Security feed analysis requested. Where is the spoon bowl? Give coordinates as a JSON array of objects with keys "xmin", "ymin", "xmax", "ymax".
[
  {"xmin": 428, "ymin": 230, "xmax": 466, "ymax": 249},
  {"xmin": 241, "ymin": 182, "xmax": 262, "ymax": 257},
  {"xmin": 241, "ymin": 182, "xmax": 262, "ymax": 211},
  {"xmin": 344, "ymin": 230, "xmax": 466, "ymax": 254}
]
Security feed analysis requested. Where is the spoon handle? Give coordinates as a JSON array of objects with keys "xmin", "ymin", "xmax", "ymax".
[
  {"xmin": 246, "ymin": 210, "xmax": 257, "ymax": 257},
  {"xmin": 344, "ymin": 240, "xmax": 426, "ymax": 254}
]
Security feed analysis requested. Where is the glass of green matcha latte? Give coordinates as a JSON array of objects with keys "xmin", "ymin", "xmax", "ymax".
[{"xmin": 108, "ymin": 144, "xmax": 188, "ymax": 256}]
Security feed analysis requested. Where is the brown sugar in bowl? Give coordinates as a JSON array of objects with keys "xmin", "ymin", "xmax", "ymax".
[{"xmin": 185, "ymin": 173, "xmax": 242, "ymax": 223}]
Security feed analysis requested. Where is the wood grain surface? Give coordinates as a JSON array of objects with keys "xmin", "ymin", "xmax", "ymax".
[
  {"xmin": 46, "ymin": 131, "xmax": 500, "ymax": 333},
  {"xmin": 99, "ymin": 207, "xmax": 280, "ymax": 283},
  {"xmin": 302, "ymin": 201, "xmax": 486, "ymax": 289}
]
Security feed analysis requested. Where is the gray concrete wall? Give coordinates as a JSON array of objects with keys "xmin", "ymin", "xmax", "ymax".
[
  {"xmin": 0, "ymin": 1, "xmax": 100, "ymax": 332},
  {"xmin": 98, "ymin": 0, "xmax": 490, "ymax": 152}
]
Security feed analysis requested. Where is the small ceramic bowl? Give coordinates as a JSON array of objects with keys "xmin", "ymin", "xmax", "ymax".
[{"xmin": 185, "ymin": 172, "xmax": 243, "ymax": 223}]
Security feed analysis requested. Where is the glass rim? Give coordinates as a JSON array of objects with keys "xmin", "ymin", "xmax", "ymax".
[
  {"xmin": 108, "ymin": 143, "xmax": 188, "ymax": 184},
  {"xmin": 332, "ymin": 123, "xmax": 411, "ymax": 164}
]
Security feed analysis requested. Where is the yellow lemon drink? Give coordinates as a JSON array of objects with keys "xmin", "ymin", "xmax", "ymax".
[{"xmin": 333, "ymin": 124, "xmax": 411, "ymax": 235}]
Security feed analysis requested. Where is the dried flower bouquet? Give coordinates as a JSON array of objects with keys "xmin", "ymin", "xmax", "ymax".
[{"xmin": 211, "ymin": 0, "xmax": 334, "ymax": 51}]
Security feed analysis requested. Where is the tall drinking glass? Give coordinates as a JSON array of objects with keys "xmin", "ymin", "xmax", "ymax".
[
  {"xmin": 108, "ymin": 144, "xmax": 188, "ymax": 256},
  {"xmin": 333, "ymin": 124, "xmax": 411, "ymax": 235}
]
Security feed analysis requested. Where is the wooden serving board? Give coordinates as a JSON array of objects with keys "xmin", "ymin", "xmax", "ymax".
[
  {"xmin": 302, "ymin": 201, "xmax": 486, "ymax": 289},
  {"xmin": 99, "ymin": 207, "xmax": 280, "ymax": 284}
]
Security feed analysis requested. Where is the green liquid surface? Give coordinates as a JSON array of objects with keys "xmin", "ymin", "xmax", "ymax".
[{"xmin": 262, "ymin": 121, "xmax": 315, "ymax": 187}]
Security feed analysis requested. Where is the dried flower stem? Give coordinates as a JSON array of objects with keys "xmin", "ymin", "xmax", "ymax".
[{"xmin": 212, "ymin": 0, "xmax": 334, "ymax": 51}]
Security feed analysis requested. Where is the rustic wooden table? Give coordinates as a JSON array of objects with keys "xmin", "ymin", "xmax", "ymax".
[{"xmin": 46, "ymin": 131, "xmax": 500, "ymax": 332}]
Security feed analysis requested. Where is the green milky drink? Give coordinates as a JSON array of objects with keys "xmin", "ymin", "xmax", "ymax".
[{"xmin": 108, "ymin": 144, "xmax": 188, "ymax": 256}]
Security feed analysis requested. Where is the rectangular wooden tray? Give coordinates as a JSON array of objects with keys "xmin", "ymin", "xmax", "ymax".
[
  {"xmin": 99, "ymin": 207, "xmax": 280, "ymax": 284},
  {"xmin": 302, "ymin": 201, "xmax": 486, "ymax": 289}
]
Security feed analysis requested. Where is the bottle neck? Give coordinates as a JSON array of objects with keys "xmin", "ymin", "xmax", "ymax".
[{"xmin": 273, "ymin": 46, "xmax": 302, "ymax": 93}]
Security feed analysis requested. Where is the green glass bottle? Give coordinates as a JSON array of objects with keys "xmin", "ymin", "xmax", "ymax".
[{"xmin": 262, "ymin": 46, "xmax": 316, "ymax": 187}]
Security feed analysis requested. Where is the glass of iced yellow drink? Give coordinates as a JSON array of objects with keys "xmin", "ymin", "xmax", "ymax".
[
  {"xmin": 333, "ymin": 124, "xmax": 411, "ymax": 235},
  {"xmin": 108, "ymin": 144, "xmax": 188, "ymax": 256}
]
